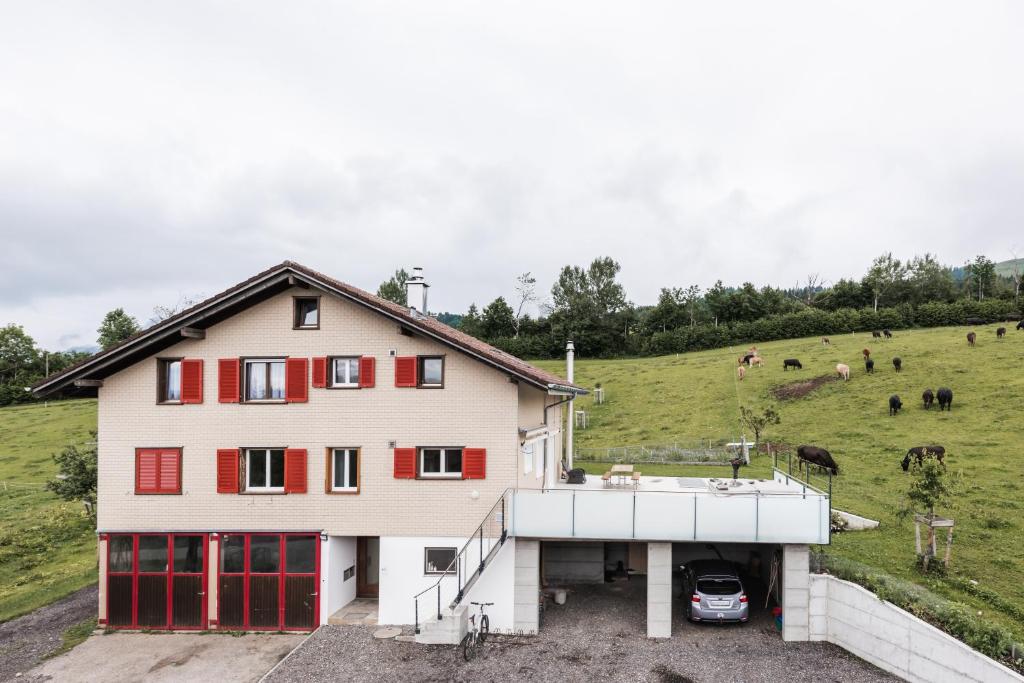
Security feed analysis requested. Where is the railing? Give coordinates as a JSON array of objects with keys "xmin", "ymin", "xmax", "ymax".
[
  {"xmin": 772, "ymin": 448, "xmax": 835, "ymax": 500},
  {"xmin": 413, "ymin": 489, "xmax": 510, "ymax": 635},
  {"xmin": 511, "ymin": 480, "xmax": 830, "ymax": 545},
  {"xmin": 574, "ymin": 438, "xmax": 750, "ymax": 466}
]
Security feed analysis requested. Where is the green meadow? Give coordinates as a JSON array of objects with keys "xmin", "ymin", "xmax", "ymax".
[
  {"xmin": 0, "ymin": 400, "xmax": 97, "ymax": 622},
  {"xmin": 537, "ymin": 324, "xmax": 1024, "ymax": 640}
]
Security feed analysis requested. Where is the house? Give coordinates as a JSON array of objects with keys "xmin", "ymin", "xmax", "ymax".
[{"xmin": 34, "ymin": 261, "xmax": 829, "ymax": 643}]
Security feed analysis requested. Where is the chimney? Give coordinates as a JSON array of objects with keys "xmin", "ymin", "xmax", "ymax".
[
  {"xmin": 565, "ymin": 340, "xmax": 575, "ymax": 471},
  {"xmin": 405, "ymin": 267, "xmax": 429, "ymax": 315}
]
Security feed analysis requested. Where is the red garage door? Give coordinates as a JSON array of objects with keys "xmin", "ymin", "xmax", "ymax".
[
  {"xmin": 217, "ymin": 533, "xmax": 320, "ymax": 631},
  {"xmin": 105, "ymin": 533, "xmax": 208, "ymax": 629}
]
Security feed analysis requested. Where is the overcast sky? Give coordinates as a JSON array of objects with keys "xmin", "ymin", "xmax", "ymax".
[{"xmin": 2, "ymin": 2, "xmax": 1023, "ymax": 350}]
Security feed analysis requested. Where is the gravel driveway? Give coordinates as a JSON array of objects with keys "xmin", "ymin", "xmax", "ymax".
[
  {"xmin": 0, "ymin": 584, "xmax": 97, "ymax": 682},
  {"xmin": 267, "ymin": 580, "xmax": 898, "ymax": 682}
]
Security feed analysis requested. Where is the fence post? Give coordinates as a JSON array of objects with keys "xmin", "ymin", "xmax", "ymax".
[{"xmin": 479, "ymin": 527, "xmax": 485, "ymax": 572}]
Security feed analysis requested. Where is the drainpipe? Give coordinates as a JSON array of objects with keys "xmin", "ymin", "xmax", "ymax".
[{"xmin": 566, "ymin": 340, "xmax": 575, "ymax": 471}]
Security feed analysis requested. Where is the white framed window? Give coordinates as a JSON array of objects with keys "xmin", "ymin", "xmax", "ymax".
[
  {"xmin": 424, "ymin": 547, "xmax": 457, "ymax": 575},
  {"xmin": 330, "ymin": 357, "xmax": 360, "ymax": 388},
  {"xmin": 245, "ymin": 448, "xmax": 285, "ymax": 492},
  {"xmin": 330, "ymin": 448, "xmax": 359, "ymax": 492},
  {"xmin": 244, "ymin": 359, "xmax": 285, "ymax": 401},
  {"xmin": 419, "ymin": 447, "xmax": 462, "ymax": 478},
  {"xmin": 418, "ymin": 356, "xmax": 444, "ymax": 387}
]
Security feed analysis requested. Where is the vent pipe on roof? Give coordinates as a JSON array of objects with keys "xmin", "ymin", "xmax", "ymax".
[
  {"xmin": 566, "ymin": 340, "xmax": 575, "ymax": 471},
  {"xmin": 405, "ymin": 267, "xmax": 429, "ymax": 315}
]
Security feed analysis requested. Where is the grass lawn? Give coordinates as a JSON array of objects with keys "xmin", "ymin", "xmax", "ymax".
[
  {"xmin": 0, "ymin": 400, "xmax": 98, "ymax": 623},
  {"xmin": 536, "ymin": 324, "xmax": 1024, "ymax": 640}
]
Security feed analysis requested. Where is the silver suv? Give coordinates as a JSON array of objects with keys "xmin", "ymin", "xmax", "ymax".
[{"xmin": 681, "ymin": 560, "xmax": 749, "ymax": 623}]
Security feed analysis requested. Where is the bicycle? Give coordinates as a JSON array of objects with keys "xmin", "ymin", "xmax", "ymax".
[{"xmin": 461, "ymin": 601, "xmax": 492, "ymax": 661}]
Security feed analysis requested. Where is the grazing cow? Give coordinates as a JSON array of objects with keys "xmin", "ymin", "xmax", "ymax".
[
  {"xmin": 922, "ymin": 388, "xmax": 934, "ymax": 410},
  {"xmin": 937, "ymin": 387, "xmax": 953, "ymax": 411},
  {"xmin": 737, "ymin": 366, "xmax": 746, "ymax": 381},
  {"xmin": 997, "ymin": 327, "xmax": 1006, "ymax": 339},
  {"xmin": 889, "ymin": 394, "xmax": 903, "ymax": 416},
  {"xmin": 739, "ymin": 354, "xmax": 755, "ymax": 366},
  {"xmin": 1018, "ymin": 321, "xmax": 1024, "ymax": 331},
  {"xmin": 892, "ymin": 357, "xmax": 902, "ymax": 373},
  {"xmin": 865, "ymin": 358, "xmax": 875, "ymax": 373},
  {"xmin": 836, "ymin": 363, "xmax": 850, "ymax": 381},
  {"xmin": 965, "ymin": 317, "xmax": 986, "ymax": 326},
  {"xmin": 967, "ymin": 332, "xmax": 976, "ymax": 347},
  {"xmin": 883, "ymin": 329, "xmax": 893, "ymax": 339},
  {"xmin": 821, "ymin": 336, "xmax": 830, "ymax": 346},
  {"xmin": 872, "ymin": 330, "xmax": 882, "ymax": 338},
  {"xmin": 783, "ymin": 358, "xmax": 802, "ymax": 371},
  {"xmin": 901, "ymin": 445, "xmax": 946, "ymax": 472},
  {"xmin": 749, "ymin": 356, "xmax": 764, "ymax": 368},
  {"xmin": 797, "ymin": 445, "xmax": 839, "ymax": 476},
  {"xmin": 862, "ymin": 348, "xmax": 871, "ymax": 359}
]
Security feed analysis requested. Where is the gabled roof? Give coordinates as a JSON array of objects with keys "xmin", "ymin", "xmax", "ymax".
[{"xmin": 33, "ymin": 261, "xmax": 585, "ymax": 397}]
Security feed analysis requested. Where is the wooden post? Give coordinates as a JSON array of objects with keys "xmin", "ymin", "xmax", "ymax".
[
  {"xmin": 914, "ymin": 520, "xmax": 922, "ymax": 556},
  {"xmin": 943, "ymin": 527, "xmax": 954, "ymax": 567}
]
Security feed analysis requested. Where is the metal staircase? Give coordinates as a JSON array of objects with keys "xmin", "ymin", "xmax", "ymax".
[{"xmin": 413, "ymin": 489, "xmax": 511, "ymax": 642}]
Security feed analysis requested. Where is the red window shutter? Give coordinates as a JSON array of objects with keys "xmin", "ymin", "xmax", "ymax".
[
  {"xmin": 394, "ymin": 356, "xmax": 417, "ymax": 387},
  {"xmin": 135, "ymin": 450, "xmax": 160, "ymax": 493},
  {"xmin": 181, "ymin": 359, "xmax": 203, "ymax": 404},
  {"xmin": 284, "ymin": 449, "xmax": 307, "ymax": 493},
  {"xmin": 463, "ymin": 448, "xmax": 486, "ymax": 480},
  {"xmin": 285, "ymin": 357, "xmax": 309, "ymax": 402},
  {"xmin": 393, "ymin": 448, "xmax": 416, "ymax": 479},
  {"xmin": 217, "ymin": 449, "xmax": 239, "ymax": 493},
  {"xmin": 158, "ymin": 449, "xmax": 181, "ymax": 493},
  {"xmin": 359, "ymin": 356, "xmax": 376, "ymax": 388},
  {"xmin": 218, "ymin": 359, "xmax": 239, "ymax": 403},
  {"xmin": 312, "ymin": 357, "xmax": 328, "ymax": 388}
]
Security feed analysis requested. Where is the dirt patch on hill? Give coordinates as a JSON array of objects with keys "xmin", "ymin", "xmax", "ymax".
[{"xmin": 771, "ymin": 374, "xmax": 838, "ymax": 401}]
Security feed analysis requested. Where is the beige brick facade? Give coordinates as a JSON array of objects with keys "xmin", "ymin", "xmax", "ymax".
[{"xmin": 96, "ymin": 287, "xmax": 563, "ymax": 538}]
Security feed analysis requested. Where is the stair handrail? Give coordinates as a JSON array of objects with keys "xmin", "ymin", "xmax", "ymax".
[{"xmin": 413, "ymin": 488, "xmax": 511, "ymax": 634}]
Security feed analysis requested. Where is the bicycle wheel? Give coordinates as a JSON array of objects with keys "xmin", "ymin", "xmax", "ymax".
[
  {"xmin": 478, "ymin": 614, "xmax": 489, "ymax": 644},
  {"xmin": 461, "ymin": 632, "xmax": 477, "ymax": 662}
]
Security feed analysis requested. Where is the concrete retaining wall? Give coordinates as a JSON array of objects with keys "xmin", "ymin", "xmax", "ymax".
[{"xmin": 809, "ymin": 575, "xmax": 1023, "ymax": 683}]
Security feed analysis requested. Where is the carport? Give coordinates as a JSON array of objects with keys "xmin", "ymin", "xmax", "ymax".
[{"xmin": 539, "ymin": 540, "xmax": 787, "ymax": 638}]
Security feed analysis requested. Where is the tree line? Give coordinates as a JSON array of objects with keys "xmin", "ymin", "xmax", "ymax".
[{"xmin": 377, "ymin": 253, "xmax": 1024, "ymax": 359}]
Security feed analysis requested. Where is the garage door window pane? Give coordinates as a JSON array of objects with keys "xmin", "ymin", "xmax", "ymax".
[
  {"xmin": 139, "ymin": 536, "xmax": 168, "ymax": 572},
  {"xmin": 221, "ymin": 536, "xmax": 245, "ymax": 573},
  {"xmin": 250, "ymin": 535, "xmax": 280, "ymax": 573},
  {"xmin": 174, "ymin": 536, "xmax": 204, "ymax": 573},
  {"xmin": 286, "ymin": 536, "xmax": 316, "ymax": 573},
  {"xmin": 109, "ymin": 535, "xmax": 134, "ymax": 573}
]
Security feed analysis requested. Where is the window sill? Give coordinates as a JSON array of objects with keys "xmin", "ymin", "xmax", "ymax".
[
  {"xmin": 418, "ymin": 475, "xmax": 462, "ymax": 480},
  {"xmin": 328, "ymin": 488, "xmax": 360, "ymax": 494},
  {"xmin": 293, "ymin": 325, "xmax": 320, "ymax": 330},
  {"xmin": 417, "ymin": 384, "xmax": 444, "ymax": 389},
  {"xmin": 157, "ymin": 400, "xmax": 182, "ymax": 406},
  {"xmin": 327, "ymin": 385, "xmax": 360, "ymax": 390},
  {"xmin": 242, "ymin": 400, "xmax": 287, "ymax": 405},
  {"xmin": 240, "ymin": 490, "xmax": 287, "ymax": 495}
]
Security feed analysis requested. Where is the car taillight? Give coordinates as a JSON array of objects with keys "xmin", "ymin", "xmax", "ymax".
[
  {"xmin": 691, "ymin": 595, "xmax": 701, "ymax": 603},
  {"xmin": 739, "ymin": 595, "xmax": 748, "ymax": 603}
]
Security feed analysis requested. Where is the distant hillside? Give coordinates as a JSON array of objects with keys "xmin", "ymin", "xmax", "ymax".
[{"xmin": 995, "ymin": 258, "xmax": 1023, "ymax": 278}]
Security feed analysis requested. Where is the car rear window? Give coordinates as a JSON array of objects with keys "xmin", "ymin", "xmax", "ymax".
[{"xmin": 697, "ymin": 579, "xmax": 741, "ymax": 595}]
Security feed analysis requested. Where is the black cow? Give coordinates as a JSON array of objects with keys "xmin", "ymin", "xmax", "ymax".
[
  {"xmin": 892, "ymin": 357, "xmax": 902, "ymax": 373},
  {"xmin": 1017, "ymin": 320, "xmax": 1024, "ymax": 331},
  {"xmin": 922, "ymin": 388, "xmax": 934, "ymax": 410},
  {"xmin": 901, "ymin": 446, "xmax": 946, "ymax": 471},
  {"xmin": 937, "ymin": 387, "xmax": 953, "ymax": 411},
  {"xmin": 865, "ymin": 358, "xmax": 875, "ymax": 373},
  {"xmin": 797, "ymin": 445, "xmax": 839, "ymax": 476},
  {"xmin": 883, "ymin": 329, "xmax": 893, "ymax": 339},
  {"xmin": 965, "ymin": 317, "xmax": 986, "ymax": 326},
  {"xmin": 872, "ymin": 330, "xmax": 882, "ymax": 338},
  {"xmin": 889, "ymin": 394, "xmax": 902, "ymax": 416},
  {"xmin": 997, "ymin": 327, "xmax": 1006, "ymax": 339},
  {"xmin": 783, "ymin": 358, "xmax": 802, "ymax": 371}
]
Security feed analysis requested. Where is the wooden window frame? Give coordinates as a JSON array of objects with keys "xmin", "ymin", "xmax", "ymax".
[
  {"xmin": 325, "ymin": 447, "xmax": 361, "ymax": 494},
  {"xmin": 293, "ymin": 295, "xmax": 321, "ymax": 330},
  {"xmin": 156, "ymin": 358, "xmax": 184, "ymax": 404},
  {"xmin": 417, "ymin": 446, "xmax": 463, "ymax": 479},
  {"xmin": 242, "ymin": 447, "xmax": 287, "ymax": 494},
  {"xmin": 241, "ymin": 357, "xmax": 287, "ymax": 403},
  {"xmin": 327, "ymin": 356, "xmax": 361, "ymax": 390},
  {"xmin": 134, "ymin": 447, "xmax": 183, "ymax": 495},
  {"xmin": 423, "ymin": 546, "xmax": 458, "ymax": 575},
  {"xmin": 417, "ymin": 355, "xmax": 445, "ymax": 389}
]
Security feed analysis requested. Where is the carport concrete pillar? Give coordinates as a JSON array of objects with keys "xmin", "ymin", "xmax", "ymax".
[
  {"xmin": 647, "ymin": 542, "xmax": 672, "ymax": 638},
  {"xmin": 513, "ymin": 540, "xmax": 540, "ymax": 634},
  {"xmin": 781, "ymin": 544, "xmax": 811, "ymax": 642}
]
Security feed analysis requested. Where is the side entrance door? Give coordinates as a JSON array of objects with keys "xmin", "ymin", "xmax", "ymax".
[{"xmin": 356, "ymin": 536, "xmax": 379, "ymax": 598}]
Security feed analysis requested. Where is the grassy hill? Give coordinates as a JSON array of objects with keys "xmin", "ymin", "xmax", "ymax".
[
  {"xmin": 0, "ymin": 400, "xmax": 97, "ymax": 622},
  {"xmin": 536, "ymin": 323, "xmax": 1024, "ymax": 640}
]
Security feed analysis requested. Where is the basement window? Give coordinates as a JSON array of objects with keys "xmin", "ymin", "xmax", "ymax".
[{"xmin": 424, "ymin": 547, "xmax": 457, "ymax": 575}]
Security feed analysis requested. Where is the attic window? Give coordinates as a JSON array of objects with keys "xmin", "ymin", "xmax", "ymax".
[{"xmin": 294, "ymin": 297, "xmax": 319, "ymax": 329}]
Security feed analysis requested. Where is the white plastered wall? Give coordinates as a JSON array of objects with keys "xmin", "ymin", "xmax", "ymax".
[{"xmin": 320, "ymin": 536, "xmax": 357, "ymax": 623}]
